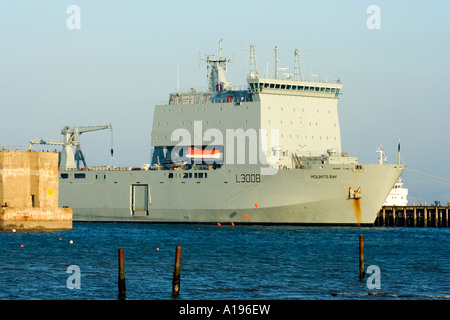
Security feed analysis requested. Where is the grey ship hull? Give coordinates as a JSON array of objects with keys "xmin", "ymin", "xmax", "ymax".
[{"xmin": 59, "ymin": 163, "xmax": 404, "ymax": 225}]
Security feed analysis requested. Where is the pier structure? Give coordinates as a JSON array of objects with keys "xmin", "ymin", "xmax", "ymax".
[
  {"xmin": 375, "ymin": 205, "xmax": 449, "ymax": 227},
  {"xmin": 0, "ymin": 150, "xmax": 72, "ymax": 230}
]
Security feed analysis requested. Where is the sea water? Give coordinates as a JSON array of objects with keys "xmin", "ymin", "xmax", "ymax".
[{"xmin": 0, "ymin": 223, "xmax": 449, "ymax": 300}]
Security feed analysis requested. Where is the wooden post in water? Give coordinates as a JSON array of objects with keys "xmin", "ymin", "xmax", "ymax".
[
  {"xmin": 118, "ymin": 248, "xmax": 126, "ymax": 300},
  {"xmin": 172, "ymin": 246, "xmax": 181, "ymax": 297},
  {"xmin": 359, "ymin": 235, "xmax": 365, "ymax": 281},
  {"xmin": 382, "ymin": 208, "xmax": 386, "ymax": 226},
  {"xmin": 392, "ymin": 207, "xmax": 396, "ymax": 226}
]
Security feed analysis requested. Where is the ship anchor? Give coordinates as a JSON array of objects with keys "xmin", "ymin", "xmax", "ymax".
[{"xmin": 349, "ymin": 187, "xmax": 362, "ymax": 199}]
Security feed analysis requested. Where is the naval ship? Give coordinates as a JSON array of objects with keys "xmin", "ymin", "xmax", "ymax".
[{"xmin": 54, "ymin": 43, "xmax": 405, "ymax": 225}]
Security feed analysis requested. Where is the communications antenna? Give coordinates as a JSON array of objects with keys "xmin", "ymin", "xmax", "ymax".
[
  {"xmin": 247, "ymin": 44, "xmax": 259, "ymax": 78},
  {"xmin": 294, "ymin": 48, "xmax": 305, "ymax": 81},
  {"xmin": 273, "ymin": 46, "xmax": 279, "ymax": 79}
]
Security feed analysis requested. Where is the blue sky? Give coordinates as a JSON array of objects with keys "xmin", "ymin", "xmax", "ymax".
[{"xmin": 0, "ymin": 0, "xmax": 449, "ymax": 204}]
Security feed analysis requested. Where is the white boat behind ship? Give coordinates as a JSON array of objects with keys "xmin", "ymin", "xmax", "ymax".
[
  {"xmin": 384, "ymin": 178, "xmax": 408, "ymax": 206},
  {"xmin": 376, "ymin": 145, "xmax": 408, "ymax": 206}
]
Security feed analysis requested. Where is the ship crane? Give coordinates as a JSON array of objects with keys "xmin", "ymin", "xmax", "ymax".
[
  {"xmin": 28, "ymin": 139, "xmax": 65, "ymax": 150},
  {"xmin": 29, "ymin": 124, "xmax": 113, "ymax": 170}
]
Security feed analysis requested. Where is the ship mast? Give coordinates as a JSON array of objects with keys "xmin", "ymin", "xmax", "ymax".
[
  {"xmin": 376, "ymin": 145, "xmax": 387, "ymax": 165},
  {"xmin": 273, "ymin": 46, "xmax": 279, "ymax": 79},
  {"xmin": 248, "ymin": 44, "xmax": 259, "ymax": 78},
  {"xmin": 204, "ymin": 40, "xmax": 232, "ymax": 92},
  {"xmin": 294, "ymin": 48, "xmax": 304, "ymax": 81}
]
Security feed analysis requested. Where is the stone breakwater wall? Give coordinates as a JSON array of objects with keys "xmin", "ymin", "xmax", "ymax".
[
  {"xmin": 1, "ymin": 207, "xmax": 72, "ymax": 230},
  {"xmin": 0, "ymin": 150, "xmax": 72, "ymax": 230}
]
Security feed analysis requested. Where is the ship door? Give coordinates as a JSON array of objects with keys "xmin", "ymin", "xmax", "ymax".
[{"xmin": 131, "ymin": 184, "xmax": 150, "ymax": 216}]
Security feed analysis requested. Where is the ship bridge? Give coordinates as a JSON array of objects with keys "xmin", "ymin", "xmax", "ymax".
[{"xmin": 248, "ymin": 77, "xmax": 342, "ymax": 98}]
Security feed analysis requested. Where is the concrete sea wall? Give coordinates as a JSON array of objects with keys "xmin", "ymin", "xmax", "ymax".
[
  {"xmin": 0, "ymin": 150, "xmax": 72, "ymax": 231},
  {"xmin": 0, "ymin": 207, "xmax": 72, "ymax": 231}
]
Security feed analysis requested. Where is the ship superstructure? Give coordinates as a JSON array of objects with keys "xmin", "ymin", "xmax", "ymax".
[
  {"xmin": 153, "ymin": 43, "xmax": 344, "ymax": 170},
  {"xmin": 57, "ymin": 43, "xmax": 405, "ymax": 225}
]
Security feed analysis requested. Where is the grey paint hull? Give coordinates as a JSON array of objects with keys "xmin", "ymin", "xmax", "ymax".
[{"xmin": 59, "ymin": 163, "xmax": 405, "ymax": 225}]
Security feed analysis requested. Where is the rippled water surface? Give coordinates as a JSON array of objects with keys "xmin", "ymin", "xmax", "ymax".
[{"xmin": 1, "ymin": 223, "xmax": 449, "ymax": 300}]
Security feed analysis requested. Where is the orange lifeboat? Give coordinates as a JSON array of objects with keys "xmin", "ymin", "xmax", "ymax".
[{"xmin": 187, "ymin": 147, "xmax": 221, "ymax": 159}]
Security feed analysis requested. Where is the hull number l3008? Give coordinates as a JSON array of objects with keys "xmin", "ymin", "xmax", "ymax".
[{"xmin": 235, "ymin": 174, "xmax": 261, "ymax": 183}]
